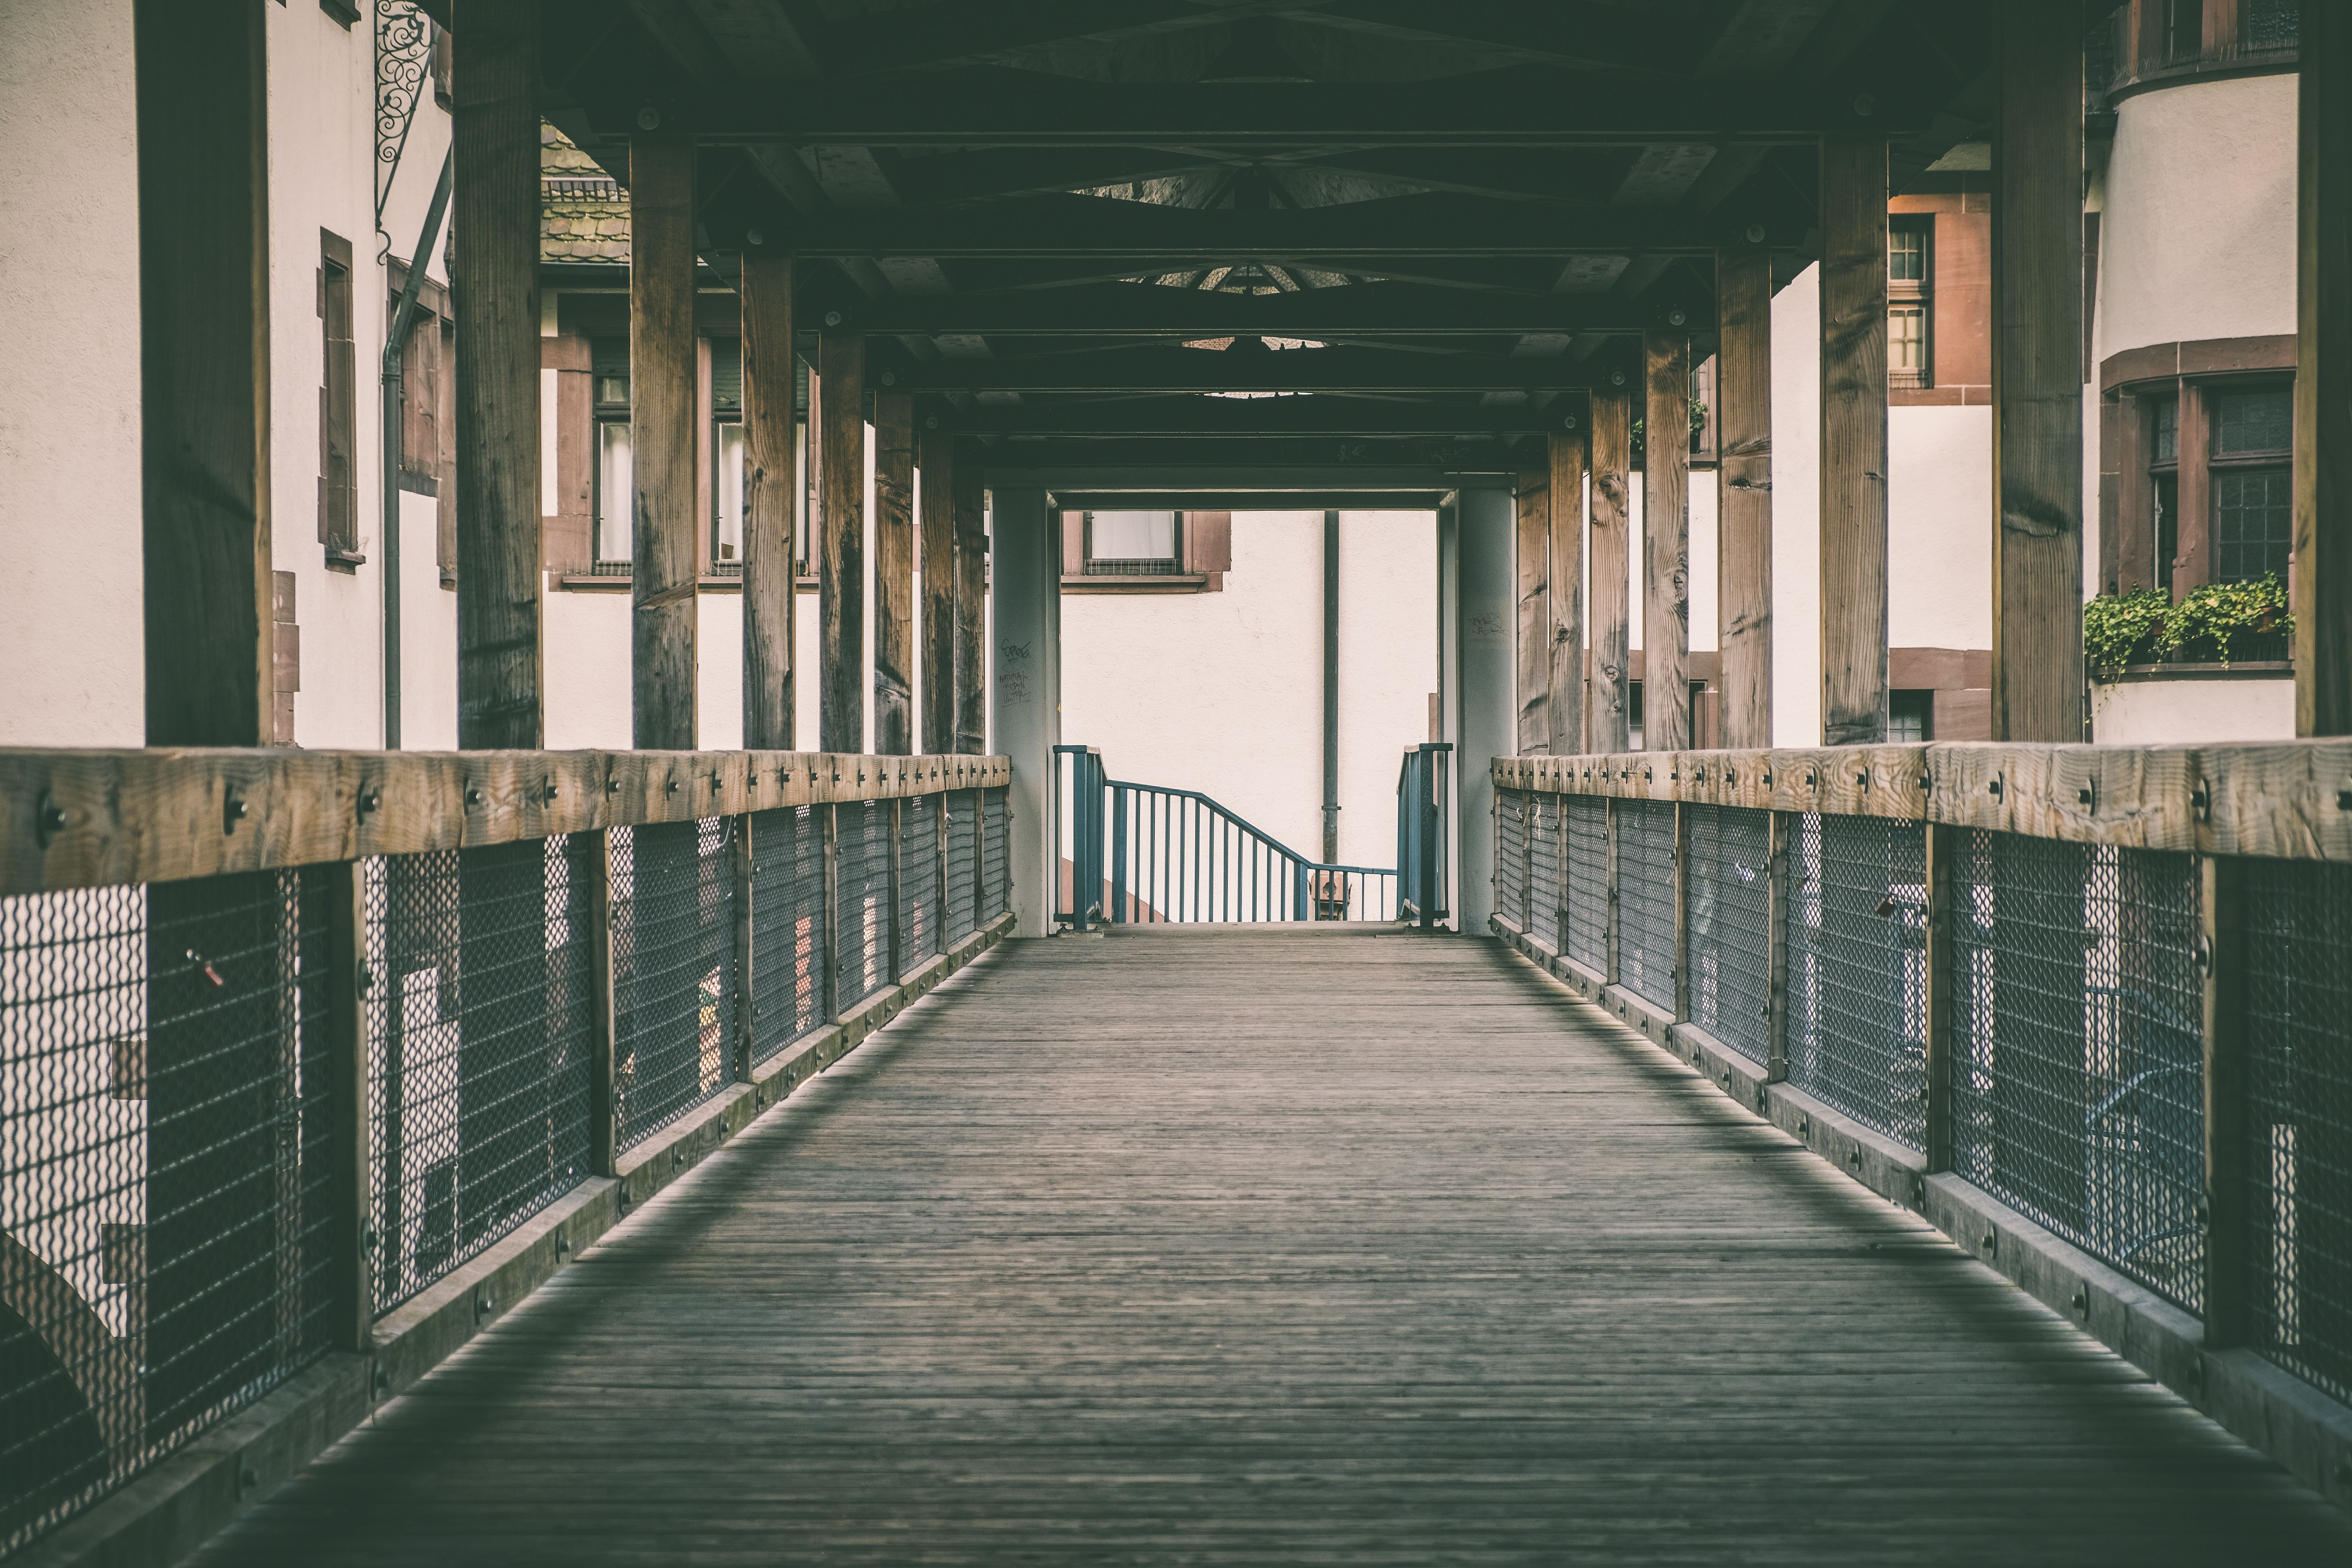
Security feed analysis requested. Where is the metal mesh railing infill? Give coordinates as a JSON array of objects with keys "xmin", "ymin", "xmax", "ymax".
[
  {"xmin": 747, "ymin": 807, "xmax": 825, "ymax": 1066},
  {"xmin": 1950, "ymin": 831, "xmax": 2206, "ymax": 1311},
  {"xmin": 982, "ymin": 789, "xmax": 1011, "ymax": 920},
  {"xmin": 1784, "ymin": 814, "xmax": 1928, "ymax": 1151},
  {"xmin": 1616, "ymin": 800, "xmax": 1677, "ymax": 1011},
  {"xmin": 900, "ymin": 796, "xmax": 941, "ymax": 974},
  {"xmin": 2245, "ymin": 858, "xmax": 2352, "ymax": 1400},
  {"xmin": 610, "ymin": 821, "xmax": 736, "ymax": 1152},
  {"xmin": 1686, "ymin": 805, "xmax": 1772, "ymax": 1064},
  {"xmin": 1497, "ymin": 789, "xmax": 1530, "ymax": 930},
  {"xmin": 366, "ymin": 839, "xmax": 595, "ymax": 1311},
  {"xmin": 835, "ymin": 802, "xmax": 891, "ymax": 1011},
  {"xmin": 1528, "ymin": 794, "xmax": 1562, "ymax": 954},
  {"xmin": 0, "ymin": 872, "xmax": 336, "ymax": 1553},
  {"xmin": 944, "ymin": 791, "xmax": 979, "ymax": 946},
  {"xmin": 1563, "ymin": 796, "xmax": 1608, "ymax": 975}
]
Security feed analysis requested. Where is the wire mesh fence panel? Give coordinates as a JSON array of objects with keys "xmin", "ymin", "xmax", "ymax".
[
  {"xmin": 1687, "ymin": 805, "xmax": 1772, "ymax": 1064},
  {"xmin": 944, "ymin": 792, "xmax": 980, "ymax": 946},
  {"xmin": 1528, "ymin": 795, "xmax": 1563, "ymax": 954},
  {"xmin": 366, "ymin": 838, "xmax": 594, "ymax": 1312},
  {"xmin": 1616, "ymin": 800, "xmax": 1677, "ymax": 1011},
  {"xmin": 982, "ymin": 789, "xmax": 1011, "ymax": 920},
  {"xmin": 835, "ymin": 803, "xmax": 893, "ymax": 1011},
  {"xmin": 610, "ymin": 820, "xmax": 736, "ymax": 1152},
  {"xmin": 900, "ymin": 795, "xmax": 941, "ymax": 975},
  {"xmin": 1564, "ymin": 796, "xmax": 1609, "ymax": 975},
  {"xmin": 2245, "ymin": 858, "xmax": 2352, "ymax": 1400},
  {"xmin": 1784, "ymin": 814, "xmax": 1928, "ymax": 1150},
  {"xmin": 1948, "ymin": 831, "xmax": 2205, "ymax": 1310},
  {"xmin": 748, "ymin": 807, "xmax": 825, "ymax": 1066},
  {"xmin": 0, "ymin": 871, "xmax": 335, "ymax": 1554},
  {"xmin": 1497, "ymin": 789, "xmax": 1530, "ymax": 929}
]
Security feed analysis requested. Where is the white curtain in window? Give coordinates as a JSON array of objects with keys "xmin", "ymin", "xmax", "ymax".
[
  {"xmin": 1090, "ymin": 510, "xmax": 1175, "ymax": 560},
  {"xmin": 715, "ymin": 423, "xmax": 747, "ymax": 562},
  {"xmin": 597, "ymin": 421, "xmax": 633, "ymax": 561}
]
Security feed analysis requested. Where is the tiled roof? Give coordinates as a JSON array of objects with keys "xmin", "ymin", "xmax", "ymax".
[{"xmin": 543, "ymin": 123, "xmax": 628, "ymax": 265}]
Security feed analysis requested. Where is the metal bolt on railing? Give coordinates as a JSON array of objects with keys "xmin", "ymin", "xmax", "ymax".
[{"xmin": 464, "ymin": 787, "xmax": 481, "ymax": 807}]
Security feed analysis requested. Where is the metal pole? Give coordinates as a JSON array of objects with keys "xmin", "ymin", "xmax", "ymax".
[{"xmin": 380, "ymin": 148, "xmax": 454, "ymax": 751}]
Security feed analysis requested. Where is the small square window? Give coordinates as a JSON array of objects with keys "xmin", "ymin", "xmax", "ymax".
[
  {"xmin": 2214, "ymin": 386, "xmax": 2291, "ymax": 455},
  {"xmin": 1890, "ymin": 306, "xmax": 1928, "ymax": 385},
  {"xmin": 2152, "ymin": 395, "xmax": 2178, "ymax": 464},
  {"xmin": 1889, "ymin": 227, "xmax": 1927, "ymax": 285},
  {"xmin": 2214, "ymin": 467, "xmax": 2292, "ymax": 582},
  {"xmin": 1889, "ymin": 690, "xmax": 1932, "ymax": 743},
  {"xmin": 1085, "ymin": 511, "xmax": 1181, "ymax": 575}
]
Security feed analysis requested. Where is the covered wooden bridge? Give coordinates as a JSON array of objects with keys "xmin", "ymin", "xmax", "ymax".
[{"xmin": 6, "ymin": 1, "xmax": 2352, "ymax": 1563}]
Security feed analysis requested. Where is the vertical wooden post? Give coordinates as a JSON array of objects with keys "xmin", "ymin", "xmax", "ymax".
[
  {"xmin": 1716, "ymin": 248, "xmax": 1775, "ymax": 749},
  {"xmin": 1548, "ymin": 430, "xmax": 1587, "ymax": 758},
  {"xmin": 1991, "ymin": 0, "xmax": 2086, "ymax": 743},
  {"xmin": 952, "ymin": 441, "xmax": 989, "ymax": 754},
  {"xmin": 821, "ymin": 804, "xmax": 843, "ymax": 1019},
  {"xmin": 1589, "ymin": 391, "xmax": 1634, "ymax": 753},
  {"xmin": 136, "ymin": 0, "xmax": 271, "ymax": 746},
  {"xmin": 887, "ymin": 797, "xmax": 906, "ymax": 978},
  {"xmin": 819, "ymin": 332, "xmax": 866, "ymax": 752},
  {"xmin": 1516, "ymin": 460, "xmax": 1553, "ymax": 753},
  {"xmin": 326, "ymin": 861, "xmax": 371, "ymax": 1351},
  {"xmin": 2173, "ymin": 383, "xmax": 2211, "ymax": 602},
  {"xmin": 874, "ymin": 390, "xmax": 916, "ymax": 754},
  {"xmin": 733, "ymin": 812, "xmax": 756, "ymax": 1081},
  {"xmin": 452, "ymin": 0, "xmax": 543, "ymax": 749},
  {"xmin": 1820, "ymin": 130, "xmax": 1890, "ymax": 747},
  {"xmin": 586, "ymin": 829, "xmax": 617, "ymax": 1178},
  {"xmin": 628, "ymin": 133, "xmax": 698, "ymax": 750},
  {"xmin": 1603, "ymin": 797, "xmax": 1622, "ymax": 985},
  {"xmin": 1764, "ymin": 810, "xmax": 1788, "ymax": 1083},
  {"xmin": 2297, "ymin": 0, "xmax": 2352, "ymax": 735},
  {"xmin": 920, "ymin": 429, "xmax": 957, "ymax": 755},
  {"xmin": 742, "ymin": 249, "xmax": 796, "ymax": 750},
  {"xmin": 1643, "ymin": 331, "xmax": 1692, "ymax": 752},
  {"xmin": 1922, "ymin": 824, "xmax": 1955, "ymax": 1172},
  {"xmin": 1671, "ymin": 803, "xmax": 1690, "ymax": 1022},
  {"xmin": 2202, "ymin": 853, "xmax": 2249, "ymax": 1345}
]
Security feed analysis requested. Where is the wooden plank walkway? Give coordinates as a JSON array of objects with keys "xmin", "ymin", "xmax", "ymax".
[{"xmin": 196, "ymin": 930, "xmax": 2351, "ymax": 1565}]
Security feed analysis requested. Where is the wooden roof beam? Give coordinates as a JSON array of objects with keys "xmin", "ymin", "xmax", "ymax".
[
  {"xmin": 813, "ymin": 281, "xmax": 1688, "ymax": 337},
  {"xmin": 890, "ymin": 344, "xmax": 1630, "ymax": 394}
]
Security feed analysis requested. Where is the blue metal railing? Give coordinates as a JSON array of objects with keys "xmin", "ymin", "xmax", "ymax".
[
  {"xmin": 1054, "ymin": 744, "xmax": 1446, "ymax": 929},
  {"xmin": 1398, "ymin": 743, "xmax": 1452, "ymax": 929}
]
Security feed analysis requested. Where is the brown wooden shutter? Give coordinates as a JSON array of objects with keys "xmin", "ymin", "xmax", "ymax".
[
  {"xmin": 319, "ymin": 230, "xmax": 358, "ymax": 563},
  {"xmin": 1181, "ymin": 510, "xmax": 1231, "ymax": 589},
  {"xmin": 1061, "ymin": 511, "xmax": 1085, "ymax": 577}
]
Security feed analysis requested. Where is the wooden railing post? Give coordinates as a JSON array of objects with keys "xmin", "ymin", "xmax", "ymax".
[
  {"xmin": 1922, "ymin": 824, "xmax": 1955, "ymax": 1172},
  {"xmin": 586, "ymin": 828, "xmax": 618, "ymax": 1178},
  {"xmin": 2202, "ymin": 853, "xmax": 2249, "ymax": 1346},
  {"xmin": 887, "ymin": 797, "xmax": 906, "ymax": 978},
  {"xmin": 326, "ymin": 859, "xmax": 372, "ymax": 1353},
  {"xmin": 822, "ymin": 804, "xmax": 843, "ymax": 1020},
  {"xmin": 1764, "ymin": 810, "xmax": 1788, "ymax": 1083},
  {"xmin": 732, "ymin": 811, "xmax": 755, "ymax": 1082},
  {"xmin": 1604, "ymin": 796, "xmax": 1622, "ymax": 985},
  {"xmin": 1671, "ymin": 801, "xmax": 1690, "ymax": 1021}
]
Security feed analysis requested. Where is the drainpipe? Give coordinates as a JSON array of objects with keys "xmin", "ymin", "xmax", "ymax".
[
  {"xmin": 1322, "ymin": 508, "xmax": 1340, "ymax": 864},
  {"xmin": 381, "ymin": 148, "xmax": 454, "ymax": 750}
]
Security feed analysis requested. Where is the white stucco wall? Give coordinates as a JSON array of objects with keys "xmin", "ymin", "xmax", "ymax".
[
  {"xmin": 2092, "ymin": 677, "xmax": 2295, "ymax": 744},
  {"xmin": 399, "ymin": 497, "xmax": 459, "ymax": 748},
  {"xmin": 1888, "ymin": 405, "xmax": 1995, "ymax": 651},
  {"xmin": 544, "ymin": 592, "xmax": 632, "ymax": 749},
  {"xmin": 2099, "ymin": 74, "xmax": 2299, "ymax": 359},
  {"xmin": 1060, "ymin": 510, "xmax": 1435, "ymax": 869},
  {"xmin": 0, "ymin": 0, "xmax": 144, "ymax": 746},
  {"xmin": 1772, "ymin": 261, "xmax": 1825, "ymax": 746}
]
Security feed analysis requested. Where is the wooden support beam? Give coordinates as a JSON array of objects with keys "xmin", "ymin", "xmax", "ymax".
[
  {"xmin": 1990, "ymin": 2, "xmax": 2084, "ymax": 743},
  {"xmin": 1643, "ymin": 330, "xmax": 1691, "ymax": 751},
  {"xmin": 137, "ymin": 0, "xmax": 270, "ymax": 746},
  {"xmin": 874, "ymin": 389, "xmax": 916, "ymax": 754},
  {"xmin": 1716, "ymin": 247, "xmax": 1774, "ymax": 749},
  {"xmin": 587, "ymin": 828, "xmax": 617, "ymax": 1178},
  {"xmin": 952, "ymin": 439, "xmax": 989, "ymax": 754},
  {"xmin": 2298, "ymin": 1, "xmax": 2352, "ymax": 735},
  {"xmin": 1515, "ymin": 460, "xmax": 1552, "ymax": 753},
  {"xmin": 629, "ymin": 133, "xmax": 698, "ymax": 750},
  {"xmin": 1819, "ymin": 131, "xmax": 1890, "ymax": 746},
  {"xmin": 741, "ymin": 248, "xmax": 796, "ymax": 749},
  {"xmin": 1547, "ymin": 430, "xmax": 1587, "ymax": 758},
  {"xmin": 452, "ymin": 0, "xmax": 543, "ymax": 749},
  {"xmin": 827, "ymin": 281, "xmax": 1683, "ymax": 340},
  {"xmin": 819, "ymin": 331, "xmax": 867, "ymax": 752},
  {"xmin": 1589, "ymin": 391, "xmax": 1633, "ymax": 753},
  {"xmin": 920, "ymin": 430, "xmax": 957, "ymax": 754},
  {"xmin": 2201, "ymin": 853, "xmax": 2249, "ymax": 1343},
  {"xmin": 325, "ymin": 859, "xmax": 371, "ymax": 1351}
]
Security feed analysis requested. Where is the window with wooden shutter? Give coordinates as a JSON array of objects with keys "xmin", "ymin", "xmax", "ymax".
[
  {"xmin": 318, "ymin": 230, "xmax": 361, "ymax": 568},
  {"xmin": 1181, "ymin": 510, "xmax": 1231, "ymax": 590},
  {"xmin": 592, "ymin": 336, "xmax": 632, "ymax": 568}
]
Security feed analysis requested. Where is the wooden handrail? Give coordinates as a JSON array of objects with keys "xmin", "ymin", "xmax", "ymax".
[
  {"xmin": 1492, "ymin": 740, "xmax": 2352, "ymax": 861},
  {"xmin": 0, "ymin": 748, "xmax": 1012, "ymax": 896}
]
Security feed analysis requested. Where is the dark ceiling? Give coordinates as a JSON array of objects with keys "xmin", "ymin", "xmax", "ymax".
[{"xmin": 513, "ymin": 0, "xmax": 2081, "ymax": 474}]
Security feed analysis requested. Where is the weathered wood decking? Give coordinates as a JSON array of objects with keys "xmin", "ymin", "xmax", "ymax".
[{"xmin": 197, "ymin": 930, "xmax": 2350, "ymax": 1564}]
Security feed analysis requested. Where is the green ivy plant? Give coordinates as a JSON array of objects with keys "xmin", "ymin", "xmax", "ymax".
[{"xmin": 2082, "ymin": 575, "xmax": 2292, "ymax": 682}]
